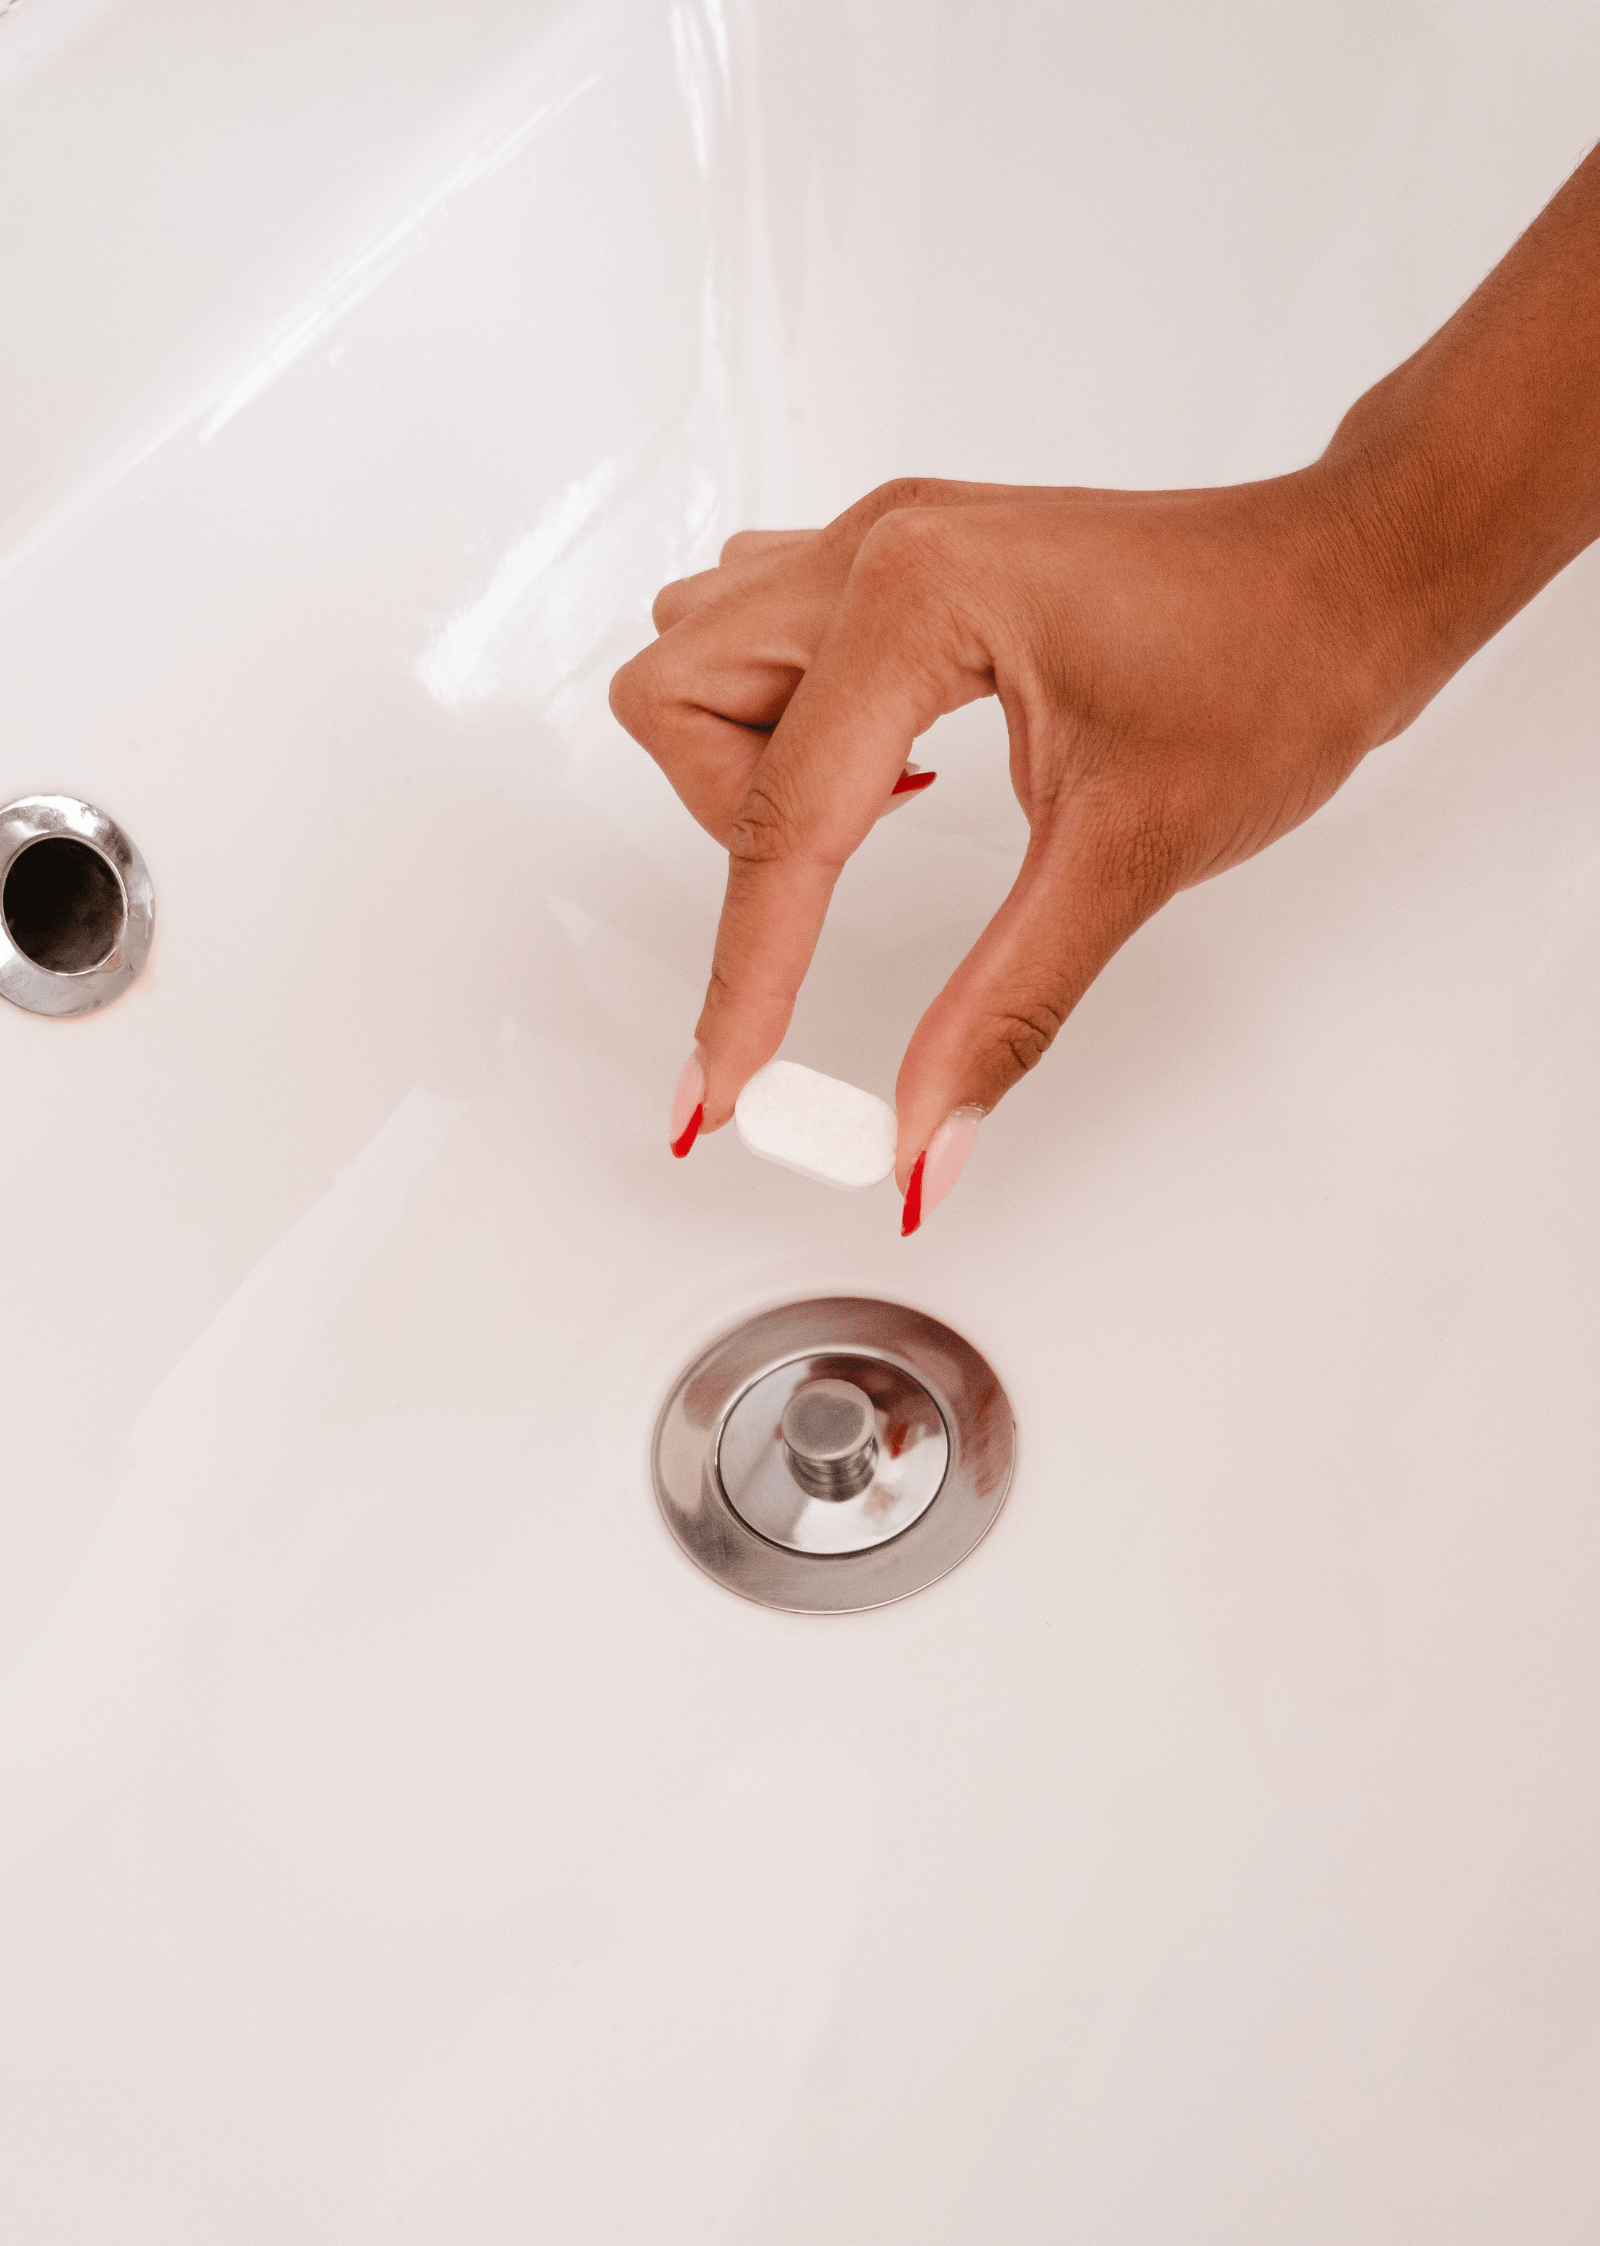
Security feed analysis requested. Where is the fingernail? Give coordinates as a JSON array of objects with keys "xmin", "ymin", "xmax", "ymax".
[
  {"xmin": 669, "ymin": 1051, "xmax": 705, "ymax": 1159},
  {"xmin": 900, "ymin": 1151, "xmax": 927, "ymax": 1236},
  {"xmin": 891, "ymin": 769, "xmax": 937, "ymax": 796},
  {"xmin": 900, "ymin": 1108, "xmax": 982, "ymax": 1236}
]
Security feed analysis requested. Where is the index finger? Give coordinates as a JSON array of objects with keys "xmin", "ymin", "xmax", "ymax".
[{"xmin": 693, "ymin": 513, "xmax": 993, "ymax": 1125}]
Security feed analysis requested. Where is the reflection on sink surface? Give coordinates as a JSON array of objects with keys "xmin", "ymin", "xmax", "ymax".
[{"xmin": 2, "ymin": 0, "xmax": 1600, "ymax": 2239}]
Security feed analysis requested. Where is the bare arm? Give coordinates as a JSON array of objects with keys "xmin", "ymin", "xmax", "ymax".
[
  {"xmin": 611, "ymin": 145, "xmax": 1600, "ymax": 1231},
  {"xmin": 1324, "ymin": 142, "xmax": 1600, "ymax": 731}
]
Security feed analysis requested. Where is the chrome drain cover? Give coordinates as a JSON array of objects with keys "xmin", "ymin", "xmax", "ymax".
[
  {"xmin": 0, "ymin": 795, "xmax": 154, "ymax": 1018},
  {"xmin": 653, "ymin": 1297, "xmax": 1015, "ymax": 1613}
]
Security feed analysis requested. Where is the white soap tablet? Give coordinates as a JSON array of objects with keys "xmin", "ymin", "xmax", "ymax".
[{"xmin": 734, "ymin": 1060, "xmax": 897, "ymax": 1189}]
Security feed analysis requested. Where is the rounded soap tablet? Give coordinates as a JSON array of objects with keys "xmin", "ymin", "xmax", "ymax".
[{"xmin": 734, "ymin": 1060, "xmax": 897, "ymax": 1189}]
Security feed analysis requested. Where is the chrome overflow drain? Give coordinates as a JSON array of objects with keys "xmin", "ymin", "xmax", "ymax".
[
  {"xmin": 0, "ymin": 795, "xmax": 154, "ymax": 1017},
  {"xmin": 653, "ymin": 1297, "xmax": 1015, "ymax": 1613}
]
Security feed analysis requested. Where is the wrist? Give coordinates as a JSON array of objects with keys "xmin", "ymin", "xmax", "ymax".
[
  {"xmin": 1310, "ymin": 309, "xmax": 1600, "ymax": 744},
  {"xmin": 1286, "ymin": 435, "xmax": 1503, "ymax": 751},
  {"xmin": 1228, "ymin": 456, "xmax": 1444, "ymax": 759}
]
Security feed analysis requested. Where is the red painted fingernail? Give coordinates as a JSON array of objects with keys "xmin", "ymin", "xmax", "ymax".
[
  {"xmin": 900, "ymin": 1150, "xmax": 926, "ymax": 1236},
  {"xmin": 891, "ymin": 770, "xmax": 937, "ymax": 796},
  {"xmin": 669, "ymin": 1053, "xmax": 706, "ymax": 1158},
  {"xmin": 899, "ymin": 1110, "xmax": 981, "ymax": 1235},
  {"xmin": 671, "ymin": 1102, "xmax": 703, "ymax": 1159}
]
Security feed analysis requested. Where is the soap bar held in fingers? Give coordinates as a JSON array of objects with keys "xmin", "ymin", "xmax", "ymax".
[{"xmin": 734, "ymin": 1060, "xmax": 896, "ymax": 1189}]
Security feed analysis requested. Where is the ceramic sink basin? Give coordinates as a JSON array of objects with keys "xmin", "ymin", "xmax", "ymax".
[{"xmin": 2, "ymin": 1, "xmax": 1598, "ymax": 2237}]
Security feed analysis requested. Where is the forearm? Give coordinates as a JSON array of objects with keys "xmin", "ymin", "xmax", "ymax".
[
  {"xmin": 618, "ymin": 142, "xmax": 1600, "ymax": 1206},
  {"xmin": 1317, "ymin": 142, "xmax": 1600, "ymax": 736}
]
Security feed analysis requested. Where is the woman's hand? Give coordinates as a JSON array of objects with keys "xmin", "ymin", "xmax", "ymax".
[
  {"xmin": 610, "ymin": 468, "xmax": 1411, "ymax": 1221},
  {"xmin": 608, "ymin": 145, "xmax": 1600, "ymax": 1230}
]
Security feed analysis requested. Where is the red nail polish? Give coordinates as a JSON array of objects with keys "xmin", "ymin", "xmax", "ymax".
[
  {"xmin": 891, "ymin": 770, "xmax": 937, "ymax": 796},
  {"xmin": 670, "ymin": 1102, "xmax": 704, "ymax": 1159},
  {"xmin": 900, "ymin": 1150, "xmax": 926, "ymax": 1236}
]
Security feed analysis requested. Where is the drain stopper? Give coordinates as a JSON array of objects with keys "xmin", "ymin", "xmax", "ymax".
[
  {"xmin": 782, "ymin": 1379, "xmax": 878, "ymax": 1499},
  {"xmin": 652, "ymin": 1297, "xmax": 1016, "ymax": 1614}
]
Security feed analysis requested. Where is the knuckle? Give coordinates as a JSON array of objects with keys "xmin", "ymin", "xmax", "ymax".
[
  {"xmin": 607, "ymin": 656, "xmax": 651, "ymax": 739},
  {"xmin": 609, "ymin": 646, "xmax": 687, "ymax": 760},
  {"xmin": 854, "ymin": 503, "xmax": 952, "ymax": 595},
  {"xmin": 652, "ymin": 565, "xmax": 721, "ymax": 631},
  {"xmin": 867, "ymin": 475, "xmax": 951, "ymax": 517},
  {"xmin": 833, "ymin": 477, "xmax": 945, "ymax": 549},
  {"xmin": 985, "ymin": 992, "xmax": 1067, "ymax": 1079},
  {"xmin": 650, "ymin": 581, "xmax": 687, "ymax": 631},
  {"xmin": 725, "ymin": 773, "xmax": 803, "ymax": 868},
  {"xmin": 869, "ymin": 475, "xmax": 926, "ymax": 516}
]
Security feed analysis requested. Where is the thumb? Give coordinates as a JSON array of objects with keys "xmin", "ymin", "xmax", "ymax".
[{"xmin": 892, "ymin": 799, "xmax": 1177, "ymax": 1213}]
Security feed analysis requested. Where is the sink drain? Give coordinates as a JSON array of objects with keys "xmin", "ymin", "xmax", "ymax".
[
  {"xmin": 652, "ymin": 1297, "xmax": 1015, "ymax": 1613},
  {"xmin": 0, "ymin": 795, "xmax": 154, "ymax": 1017}
]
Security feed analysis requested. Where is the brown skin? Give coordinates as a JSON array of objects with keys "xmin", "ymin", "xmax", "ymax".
[{"xmin": 610, "ymin": 145, "xmax": 1600, "ymax": 1197}]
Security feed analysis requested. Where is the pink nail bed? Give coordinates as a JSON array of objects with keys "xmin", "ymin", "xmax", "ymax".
[
  {"xmin": 669, "ymin": 1052, "xmax": 706, "ymax": 1157},
  {"xmin": 917, "ymin": 1108, "xmax": 982, "ymax": 1222}
]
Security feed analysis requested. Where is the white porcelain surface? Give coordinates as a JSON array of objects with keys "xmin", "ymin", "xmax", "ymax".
[{"xmin": 2, "ymin": 1, "xmax": 1599, "ymax": 2238}]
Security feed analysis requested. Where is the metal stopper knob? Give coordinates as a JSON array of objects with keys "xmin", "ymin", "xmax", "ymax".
[{"xmin": 780, "ymin": 1378, "xmax": 878, "ymax": 1500}]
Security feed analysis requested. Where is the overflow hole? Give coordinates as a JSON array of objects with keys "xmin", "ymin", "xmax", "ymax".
[{"xmin": 3, "ymin": 837, "xmax": 125, "ymax": 973}]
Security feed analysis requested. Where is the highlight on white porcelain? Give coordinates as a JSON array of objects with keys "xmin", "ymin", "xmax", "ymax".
[
  {"xmin": 2, "ymin": 1, "xmax": 1599, "ymax": 2239},
  {"xmin": 734, "ymin": 1057, "xmax": 898, "ymax": 1187}
]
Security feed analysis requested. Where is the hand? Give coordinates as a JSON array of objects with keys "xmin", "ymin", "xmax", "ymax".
[
  {"xmin": 609, "ymin": 147, "xmax": 1600, "ymax": 1230},
  {"xmin": 610, "ymin": 468, "xmax": 1408, "ymax": 1221}
]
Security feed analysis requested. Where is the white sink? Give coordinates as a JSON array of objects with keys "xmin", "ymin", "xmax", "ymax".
[{"xmin": 2, "ymin": 1, "xmax": 1599, "ymax": 2237}]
